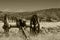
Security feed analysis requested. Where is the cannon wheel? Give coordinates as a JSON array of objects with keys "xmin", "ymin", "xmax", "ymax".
[
  {"xmin": 30, "ymin": 14, "xmax": 40, "ymax": 33},
  {"xmin": 3, "ymin": 14, "xmax": 10, "ymax": 35}
]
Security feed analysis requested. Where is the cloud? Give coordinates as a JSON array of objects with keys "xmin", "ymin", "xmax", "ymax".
[{"xmin": 0, "ymin": 8, "xmax": 25, "ymax": 12}]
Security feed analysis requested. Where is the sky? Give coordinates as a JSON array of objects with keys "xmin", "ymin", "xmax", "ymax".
[{"xmin": 0, "ymin": 0, "xmax": 60, "ymax": 12}]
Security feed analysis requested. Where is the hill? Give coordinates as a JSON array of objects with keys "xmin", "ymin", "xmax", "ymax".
[{"xmin": 0, "ymin": 8, "xmax": 60, "ymax": 22}]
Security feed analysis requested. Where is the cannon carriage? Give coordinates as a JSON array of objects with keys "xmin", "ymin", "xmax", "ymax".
[
  {"xmin": 2, "ymin": 14, "xmax": 40, "ymax": 33},
  {"xmin": 2, "ymin": 14, "xmax": 40, "ymax": 40}
]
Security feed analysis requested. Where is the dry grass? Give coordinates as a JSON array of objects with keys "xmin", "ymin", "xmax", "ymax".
[{"xmin": 0, "ymin": 22, "xmax": 60, "ymax": 40}]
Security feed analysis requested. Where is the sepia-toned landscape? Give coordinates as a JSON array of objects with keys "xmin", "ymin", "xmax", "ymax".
[
  {"xmin": 0, "ymin": 8, "xmax": 60, "ymax": 40},
  {"xmin": 0, "ymin": 0, "xmax": 60, "ymax": 40}
]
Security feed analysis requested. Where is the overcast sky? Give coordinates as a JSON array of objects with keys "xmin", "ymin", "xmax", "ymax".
[{"xmin": 0, "ymin": 0, "xmax": 60, "ymax": 12}]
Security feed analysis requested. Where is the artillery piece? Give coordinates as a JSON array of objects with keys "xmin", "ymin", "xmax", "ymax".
[{"xmin": 2, "ymin": 14, "xmax": 40, "ymax": 40}]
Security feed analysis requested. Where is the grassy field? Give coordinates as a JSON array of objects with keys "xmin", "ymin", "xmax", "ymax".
[{"xmin": 0, "ymin": 21, "xmax": 60, "ymax": 40}]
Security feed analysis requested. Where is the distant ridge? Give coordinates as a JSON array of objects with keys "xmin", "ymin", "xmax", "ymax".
[{"xmin": 0, "ymin": 8, "xmax": 60, "ymax": 22}]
